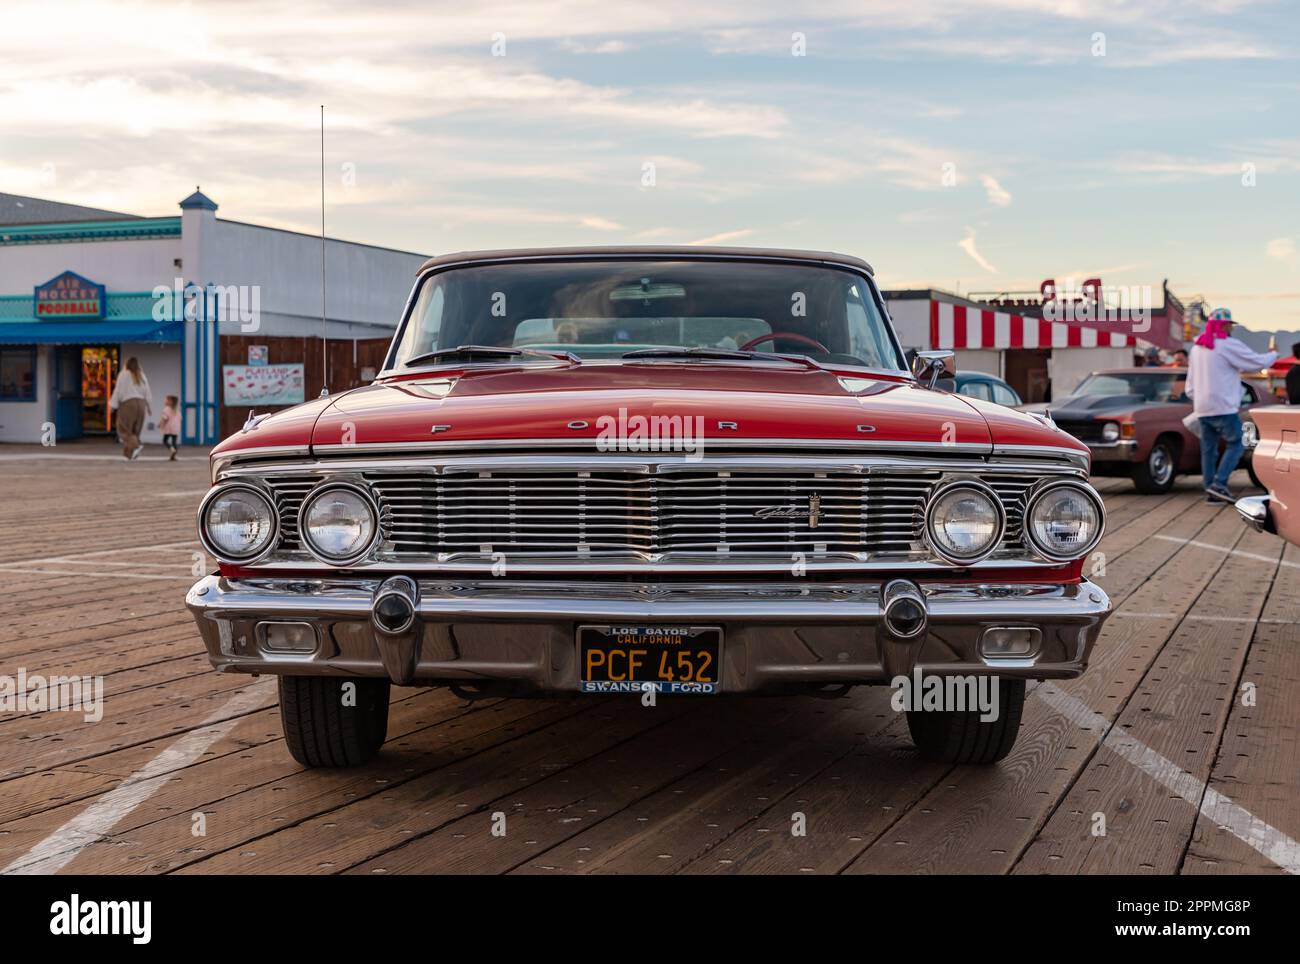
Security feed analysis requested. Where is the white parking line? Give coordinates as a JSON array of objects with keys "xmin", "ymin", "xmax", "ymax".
[
  {"xmin": 0, "ymin": 567, "xmax": 193, "ymax": 581},
  {"xmin": 0, "ymin": 453, "xmax": 206, "ymax": 462},
  {"xmin": 1034, "ymin": 683, "xmax": 1300, "ymax": 874},
  {"xmin": 1111, "ymin": 611, "xmax": 1292, "ymax": 625},
  {"xmin": 25, "ymin": 558, "xmax": 192, "ymax": 569},
  {"xmin": 0, "ymin": 680, "xmax": 277, "ymax": 875},
  {"xmin": 1, "ymin": 539, "xmax": 199, "ymax": 568},
  {"xmin": 1154, "ymin": 533, "xmax": 1295, "ymax": 568}
]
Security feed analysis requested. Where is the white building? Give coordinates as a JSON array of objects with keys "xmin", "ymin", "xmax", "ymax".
[{"xmin": 0, "ymin": 190, "xmax": 428, "ymax": 445}]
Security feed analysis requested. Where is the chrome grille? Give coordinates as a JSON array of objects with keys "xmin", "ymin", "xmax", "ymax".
[
  {"xmin": 264, "ymin": 475, "xmax": 319, "ymax": 551},
  {"xmin": 261, "ymin": 463, "xmax": 1039, "ymax": 562}
]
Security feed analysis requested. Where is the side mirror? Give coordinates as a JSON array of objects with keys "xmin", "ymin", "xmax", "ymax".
[{"xmin": 911, "ymin": 350, "xmax": 956, "ymax": 389}]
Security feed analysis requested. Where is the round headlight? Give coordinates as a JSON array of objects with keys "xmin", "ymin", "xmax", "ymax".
[
  {"xmin": 1101, "ymin": 421, "xmax": 1120, "ymax": 443},
  {"xmin": 199, "ymin": 484, "xmax": 278, "ymax": 563},
  {"xmin": 300, "ymin": 484, "xmax": 378, "ymax": 565},
  {"xmin": 926, "ymin": 482, "xmax": 1005, "ymax": 565},
  {"xmin": 1026, "ymin": 482, "xmax": 1104, "ymax": 561}
]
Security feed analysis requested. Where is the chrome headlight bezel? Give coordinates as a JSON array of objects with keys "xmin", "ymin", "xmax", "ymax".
[
  {"xmin": 197, "ymin": 482, "xmax": 279, "ymax": 565},
  {"xmin": 924, "ymin": 479, "xmax": 1007, "ymax": 566},
  {"xmin": 1024, "ymin": 479, "xmax": 1105, "ymax": 562},
  {"xmin": 298, "ymin": 481, "xmax": 381, "ymax": 566}
]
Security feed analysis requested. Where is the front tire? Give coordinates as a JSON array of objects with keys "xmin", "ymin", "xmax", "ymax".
[
  {"xmin": 1132, "ymin": 437, "xmax": 1178, "ymax": 494},
  {"xmin": 906, "ymin": 678, "xmax": 1025, "ymax": 764},
  {"xmin": 279, "ymin": 676, "xmax": 390, "ymax": 767}
]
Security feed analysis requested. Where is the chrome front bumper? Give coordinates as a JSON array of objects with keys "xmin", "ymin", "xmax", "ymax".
[
  {"xmin": 186, "ymin": 575, "xmax": 1112, "ymax": 693},
  {"xmin": 1085, "ymin": 440, "xmax": 1139, "ymax": 464}
]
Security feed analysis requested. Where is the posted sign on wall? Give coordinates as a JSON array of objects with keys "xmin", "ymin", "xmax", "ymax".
[
  {"xmin": 222, "ymin": 364, "xmax": 305, "ymax": 406},
  {"xmin": 34, "ymin": 270, "xmax": 106, "ymax": 320}
]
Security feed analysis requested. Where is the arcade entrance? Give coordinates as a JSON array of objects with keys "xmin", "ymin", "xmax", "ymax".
[{"xmin": 54, "ymin": 345, "xmax": 119, "ymax": 440}]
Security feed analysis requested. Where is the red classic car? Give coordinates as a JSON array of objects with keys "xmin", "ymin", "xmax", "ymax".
[
  {"xmin": 1028, "ymin": 368, "xmax": 1269, "ymax": 493},
  {"xmin": 187, "ymin": 247, "xmax": 1111, "ymax": 768}
]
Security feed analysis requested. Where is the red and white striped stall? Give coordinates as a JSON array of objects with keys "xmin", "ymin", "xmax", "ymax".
[
  {"xmin": 883, "ymin": 287, "xmax": 1182, "ymax": 404},
  {"xmin": 929, "ymin": 301, "xmax": 1134, "ymax": 350}
]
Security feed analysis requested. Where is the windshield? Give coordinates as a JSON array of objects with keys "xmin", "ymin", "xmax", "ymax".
[
  {"xmin": 388, "ymin": 260, "xmax": 904, "ymax": 372},
  {"xmin": 1073, "ymin": 372, "xmax": 1188, "ymax": 403}
]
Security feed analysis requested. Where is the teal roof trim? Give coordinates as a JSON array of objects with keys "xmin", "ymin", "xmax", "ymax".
[
  {"xmin": 0, "ymin": 291, "xmax": 162, "ymax": 323},
  {"xmin": 0, "ymin": 217, "xmax": 181, "ymax": 246},
  {"xmin": 0, "ymin": 320, "xmax": 184, "ymax": 345}
]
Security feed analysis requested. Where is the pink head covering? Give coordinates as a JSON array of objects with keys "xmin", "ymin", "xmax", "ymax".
[{"xmin": 1195, "ymin": 308, "xmax": 1233, "ymax": 348}]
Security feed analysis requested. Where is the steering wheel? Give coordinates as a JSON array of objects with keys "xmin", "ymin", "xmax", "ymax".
[{"xmin": 739, "ymin": 332, "xmax": 830, "ymax": 354}]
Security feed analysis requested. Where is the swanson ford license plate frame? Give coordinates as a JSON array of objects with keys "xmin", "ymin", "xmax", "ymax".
[{"xmin": 577, "ymin": 624, "xmax": 722, "ymax": 694}]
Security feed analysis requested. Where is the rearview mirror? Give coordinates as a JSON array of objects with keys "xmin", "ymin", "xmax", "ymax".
[{"xmin": 911, "ymin": 350, "xmax": 956, "ymax": 389}]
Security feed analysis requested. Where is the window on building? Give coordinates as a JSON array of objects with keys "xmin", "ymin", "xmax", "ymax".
[{"xmin": 0, "ymin": 348, "xmax": 36, "ymax": 402}]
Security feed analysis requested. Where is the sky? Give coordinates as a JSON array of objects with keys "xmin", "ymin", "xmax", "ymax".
[{"xmin": 2, "ymin": 0, "xmax": 1299, "ymax": 327}]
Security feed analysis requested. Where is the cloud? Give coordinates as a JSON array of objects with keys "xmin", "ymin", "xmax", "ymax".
[
  {"xmin": 559, "ymin": 39, "xmax": 630, "ymax": 54},
  {"xmin": 958, "ymin": 227, "xmax": 997, "ymax": 273},
  {"xmin": 784, "ymin": 136, "xmax": 975, "ymax": 193},
  {"xmin": 689, "ymin": 229, "xmax": 756, "ymax": 245},
  {"xmin": 898, "ymin": 208, "xmax": 942, "ymax": 224},
  {"xmin": 1266, "ymin": 238, "xmax": 1297, "ymax": 260},
  {"xmin": 635, "ymin": 226, "xmax": 682, "ymax": 240},
  {"xmin": 1099, "ymin": 148, "xmax": 1300, "ymax": 183},
  {"xmin": 980, "ymin": 175, "xmax": 1011, "ymax": 207}
]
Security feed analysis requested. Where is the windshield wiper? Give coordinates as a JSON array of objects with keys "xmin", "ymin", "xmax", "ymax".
[
  {"xmin": 621, "ymin": 347, "xmax": 822, "ymax": 370},
  {"xmin": 404, "ymin": 345, "xmax": 580, "ymax": 368}
]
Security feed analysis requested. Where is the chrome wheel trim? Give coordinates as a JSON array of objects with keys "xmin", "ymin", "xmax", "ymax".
[{"xmin": 1150, "ymin": 444, "xmax": 1173, "ymax": 486}]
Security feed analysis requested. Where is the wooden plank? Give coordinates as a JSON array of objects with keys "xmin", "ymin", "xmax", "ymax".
[
  {"xmin": 167, "ymin": 699, "xmax": 669, "ymax": 874},
  {"xmin": 0, "ymin": 687, "xmax": 461, "ymax": 830},
  {"xmin": 344, "ymin": 698, "xmax": 819, "ymax": 874},
  {"xmin": 9, "ymin": 695, "xmax": 566, "ymax": 873},
  {"xmin": 1183, "ymin": 540, "xmax": 1300, "ymax": 875},
  {"xmin": 1014, "ymin": 527, "xmax": 1283, "ymax": 873},
  {"xmin": 513, "ymin": 692, "xmax": 910, "ymax": 874},
  {"xmin": 838, "ymin": 501, "xmax": 1251, "ymax": 874}
]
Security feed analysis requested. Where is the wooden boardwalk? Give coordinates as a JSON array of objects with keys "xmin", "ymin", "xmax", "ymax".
[{"xmin": 0, "ymin": 443, "xmax": 1296, "ymax": 875}]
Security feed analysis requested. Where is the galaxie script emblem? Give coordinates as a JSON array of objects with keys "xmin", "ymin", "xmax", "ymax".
[{"xmin": 754, "ymin": 493, "xmax": 820, "ymax": 528}]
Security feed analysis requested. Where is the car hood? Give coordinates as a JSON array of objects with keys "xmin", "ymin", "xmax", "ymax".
[
  {"xmin": 215, "ymin": 364, "xmax": 1082, "ymax": 456},
  {"xmin": 1046, "ymin": 393, "xmax": 1176, "ymax": 419}
]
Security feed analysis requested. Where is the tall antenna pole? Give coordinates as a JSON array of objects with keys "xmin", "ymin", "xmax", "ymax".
[{"xmin": 320, "ymin": 104, "xmax": 328, "ymax": 395}]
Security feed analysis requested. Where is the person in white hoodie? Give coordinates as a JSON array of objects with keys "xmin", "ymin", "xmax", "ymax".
[
  {"xmin": 108, "ymin": 356, "xmax": 152, "ymax": 460},
  {"xmin": 1185, "ymin": 308, "xmax": 1275, "ymax": 503}
]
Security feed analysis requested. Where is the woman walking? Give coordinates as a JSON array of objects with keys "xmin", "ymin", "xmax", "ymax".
[
  {"xmin": 109, "ymin": 356, "xmax": 153, "ymax": 460},
  {"xmin": 1186, "ymin": 308, "xmax": 1275, "ymax": 503}
]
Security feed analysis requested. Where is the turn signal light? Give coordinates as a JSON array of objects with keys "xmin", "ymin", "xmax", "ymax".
[
  {"xmin": 258, "ymin": 621, "xmax": 318, "ymax": 654},
  {"xmin": 980, "ymin": 626, "xmax": 1040, "ymax": 658}
]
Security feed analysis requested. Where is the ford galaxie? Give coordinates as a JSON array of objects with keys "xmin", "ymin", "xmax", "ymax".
[{"xmin": 186, "ymin": 247, "xmax": 1111, "ymax": 767}]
